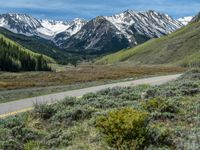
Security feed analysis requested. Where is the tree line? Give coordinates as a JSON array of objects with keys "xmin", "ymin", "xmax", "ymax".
[{"xmin": 0, "ymin": 37, "xmax": 51, "ymax": 72}]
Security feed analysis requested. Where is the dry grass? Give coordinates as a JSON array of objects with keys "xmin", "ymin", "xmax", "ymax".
[{"xmin": 0, "ymin": 64, "xmax": 186, "ymax": 90}]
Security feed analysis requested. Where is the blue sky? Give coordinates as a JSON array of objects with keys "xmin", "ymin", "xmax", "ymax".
[{"xmin": 0, "ymin": 0, "xmax": 199, "ymax": 21}]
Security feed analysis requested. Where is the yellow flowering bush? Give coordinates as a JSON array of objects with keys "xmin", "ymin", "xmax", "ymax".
[{"xmin": 95, "ymin": 107, "xmax": 149, "ymax": 149}]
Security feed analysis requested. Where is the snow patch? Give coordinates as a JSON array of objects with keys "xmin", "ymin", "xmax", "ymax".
[
  {"xmin": 40, "ymin": 20, "xmax": 70, "ymax": 35},
  {"xmin": 178, "ymin": 16, "xmax": 193, "ymax": 25}
]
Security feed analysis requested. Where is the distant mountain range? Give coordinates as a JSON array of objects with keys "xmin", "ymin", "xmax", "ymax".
[
  {"xmin": 0, "ymin": 13, "xmax": 87, "ymax": 39},
  {"xmin": 0, "ymin": 10, "xmax": 184, "ymax": 55}
]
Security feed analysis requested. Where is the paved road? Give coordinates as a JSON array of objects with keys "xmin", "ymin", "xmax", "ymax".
[{"xmin": 0, "ymin": 74, "xmax": 181, "ymax": 115}]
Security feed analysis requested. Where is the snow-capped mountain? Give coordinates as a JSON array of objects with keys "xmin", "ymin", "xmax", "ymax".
[
  {"xmin": 191, "ymin": 12, "xmax": 200, "ymax": 23},
  {"xmin": 38, "ymin": 20, "xmax": 70, "ymax": 37},
  {"xmin": 0, "ymin": 11, "xmax": 184, "ymax": 54},
  {"xmin": 54, "ymin": 18, "xmax": 87, "ymax": 45},
  {"xmin": 105, "ymin": 10, "xmax": 183, "ymax": 42},
  {"xmin": 0, "ymin": 13, "xmax": 86, "ymax": 39},
  {"xmin": 0, "ymin": 13, "xmax": 42, "ymax": 36},
  {"xmin": 178, "ymin": 16, "xmax": 193, "ymax": 25},
  {"xmin": 60, "ymin": 10, "xmax": 183, "ymax": 52},
  {"xmin": 61, "ymin": 16, "xmax": 130, "ymax": 52}
]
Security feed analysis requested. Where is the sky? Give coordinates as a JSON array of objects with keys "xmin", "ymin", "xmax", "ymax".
[{"xmin": 0, "ymin": 0, "xmax": 199, "ymax": 21}]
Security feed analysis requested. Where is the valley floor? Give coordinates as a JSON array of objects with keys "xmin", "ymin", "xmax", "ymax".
[
  {"xmin": 0, "ymin": 64, "xmax": 185, "ymax": 103},
  {"xmin": 0, "ymin": 69, "xmax": 199, "ymax": 150}
]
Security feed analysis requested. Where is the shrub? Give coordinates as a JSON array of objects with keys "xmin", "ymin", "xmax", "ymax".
[
  {"xmin": 11, "ymin": 126, "xmax": 40, "ymax": 143},
  {"xmin": 179, "ymin": 81, "xmax": 200, "ymax": 96},
  {"xmin": 0, "ymin": 139, "xmax": 23, "ymax": 150},
  {"xmin": 43, "ymin": 129, "xmax": 72, "ymax": 148},
  {"xmin": 144, "ymin": 87, "xmax": 160, "ymax": 98},
  {"xmin": 141, "ymin": 98, "xmax": 179, "ymax": 114},
  {"xmin": 0, "ymin": 114, "xmax": 40, "ymax": 150},
  {"xmin": 180, "ymin": 68, "xmax": 200, "ymax": 80},
  {"xmin": 0, "ymin": 128, "xmax": 11, "ymax": 141},
  {"xmin": 82, "ymin": 92, "xmax": 98, "ymax": 100},
  {"xmin": 57, "ymin": 97, "xmax": 78, "ymax": 108},
  {"xmin": 0, "ymin": 115, "xmax": 25, "ymax": 128},
  {"xmin": 119, "ymin": 91, "xmax": 141, "ymax": 101},
  {"xmin": 151, "ymin": 112, "xmax": 176, "ymax": 120},
  {"xmin": 50, "ymin": 106, "xmax": 95, "ymax": 125},
  {"xmin": 95, "ymin": 107, "xmax": 149, "ymax": 149},
  {"xmin": 34, "ymin": 104, "xmax": 57, "ymax": 120},
  {"xmin": 147, "ymin": 123, "xmax": 174, "ymax": 147},
  {"xmin": 24, "ymin": 141, "xmax": 41, "ymax": 150},
  {"xmin": 88, "ymin": 97, "xmax": 119, "ymax": 109}
]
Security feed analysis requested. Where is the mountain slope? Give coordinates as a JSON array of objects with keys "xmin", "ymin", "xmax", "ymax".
[
  {"xmin": 61, "ymin": 16, "xmax": 130, "ymax": 54},
  {"xmin": 53, "ymin": 18, "xmax": 87, "ymax": 46},
  {"xmin": 96, "ymin": 13, "xmax": 200, "ymax": 67},
  {"xmin": 60, "ymin": 10, "xmax": 183, "ymax": 54},
  {"xmin": 0, "ymin": 27, "xmax": 87, "ymax": 64},
  {"xmin": 105, "ymin": 10, "xmax": 182, "ymax": 40},
  {"xmin": 0, "ymin": 34, "xmax": 53, "ymax": 71},
  {"xmin": 0, "ymin": 13, "xmax": 42, "ymax": 36}
]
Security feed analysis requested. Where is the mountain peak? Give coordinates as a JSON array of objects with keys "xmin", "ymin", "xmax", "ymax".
[
  {"xmin": 105, "ymin": 9, "xmax": 183, "ymax": 41},
  {"xmin": 73, "ymin": 18, "xmax": 86, "ymax": 22},
  {"xmin": 178, "ymin": 16, "xmax": 193, "ymax": 25},
  {"xmin": 124, "ymin": 9, "xmax": 137, "ymax": 14},
  {"xmin": 191, "ymin": 12, "xmax": 200, "ymax": 23},
  {"xmin": 7, "ymin": 13, "xmax": 30, "ymax": 17},
  {"xmin": 0, "ymin": 13, "xmax": 42, "ymax": 35}
]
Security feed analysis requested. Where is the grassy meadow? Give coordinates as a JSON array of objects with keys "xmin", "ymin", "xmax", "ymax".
[
  {"xmin": 0, "ymin": 69, "xmax": 199, "ymax": 150},
  {"xmin": 0, "ymin": 64, "xmax": 185, "ymax": 90}
]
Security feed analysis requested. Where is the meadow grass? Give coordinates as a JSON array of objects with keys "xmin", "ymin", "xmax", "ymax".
[{"xmin": 0, "ymin": 64, "xmax": 185, "ymax": 90}]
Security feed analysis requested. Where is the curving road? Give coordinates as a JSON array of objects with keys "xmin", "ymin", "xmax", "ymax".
[{"xmin": 0, "ymin": 74, "xmax": 181, "ymax": 116}]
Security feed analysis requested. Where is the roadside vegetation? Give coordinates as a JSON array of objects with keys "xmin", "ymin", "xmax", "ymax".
[
  {"xmin": 0, "ymin": 65, "xmax": 185, "ymax": 103},
  {"xmin": 0, "ymin": 69, "xmax": 199, "ymax": 150}
]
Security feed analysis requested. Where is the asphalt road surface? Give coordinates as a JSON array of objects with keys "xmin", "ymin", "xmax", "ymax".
[{"xmin": 0, "ymin": 74, "xmax": 182, "ymax": 115}]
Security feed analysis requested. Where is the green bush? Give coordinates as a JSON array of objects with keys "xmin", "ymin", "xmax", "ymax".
[
  {"xmin": 141, "ymin": 98, "xmax": 179, "ymax": 114},
  {"xmin": 0, "ymin": 115, "xmax": 25, "ymax": 128},
  {"xmin": 50, "ymin": 106, "xmax": 95, "ymax": 125},
  {"xmin": 95, "ymin": 107, "xmax": 149, "ymax": 149},
  {"xmin": 43, "ymin": 129, "xmax": 72, "ymax": 148},
  {"xmin": 11, "ymin": 126, "xmax": 40, "ymax": 143},
  {"xmin": 147, "ymin": 123, "xmax": 174, "ymax": 147},
  {"xmin": 34, "ymin": 104, "xmax": 57, "ymax": 120},
  {"xmin": 82, "ymin": 92, "xmax": 98, "ymax": 100},
  {"xmin": 180, "ymin": 68, "xmax": 200, "ymax": 80},
  {"xmin": 59, "ymin": 97, "xmax": 79, "ymax": 107},
  {"xmin": 0, "ymin": 128, "xmax": 11, "ymax": 141},
  {"xmin": 24, "ymin": 141, "xmax": 40, "ymax": 150},
  {"xmin": 0, "ymin": 139, "xmax": 23, "ymax": 150}
]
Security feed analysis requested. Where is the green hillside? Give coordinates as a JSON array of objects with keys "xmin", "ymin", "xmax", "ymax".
[
  {"xmin": 0, "ymin": 28, "xmax": 83, "ymax": 64},
  {"xmin": 96, "ymin": 18, "xmax": 200, "ymax": 67},
  {"xmin": 0, "ymin": 34, "xmax": 54, "ymax": 72},
  {"xmin": 0, "ymin": 28, "xmax": 97, "ymax": 64}
]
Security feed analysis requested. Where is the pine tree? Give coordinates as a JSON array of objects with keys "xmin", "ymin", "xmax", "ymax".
[{"xmin": 0, "ymin": 35, "xmax": 51, "ymax": 72}]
